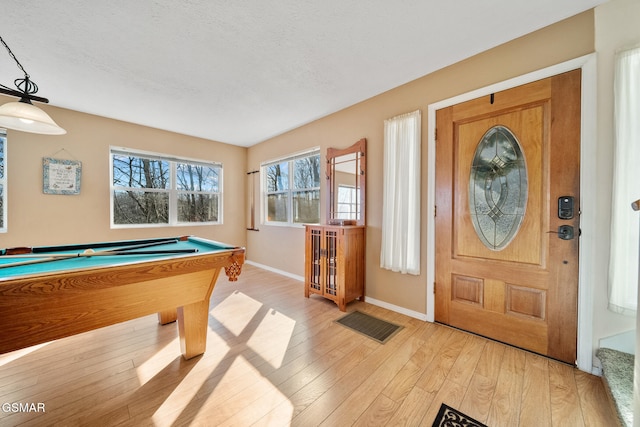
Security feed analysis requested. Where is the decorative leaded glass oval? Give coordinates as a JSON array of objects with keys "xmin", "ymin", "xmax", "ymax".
[{"xmin": 469, "ymin": 125, "xmax": 527, "ymax": 251}]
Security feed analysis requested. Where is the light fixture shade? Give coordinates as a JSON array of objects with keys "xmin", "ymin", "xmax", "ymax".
[{"xmin": 0, "ymin": 100, "xmax": 66, "ymax": 135}]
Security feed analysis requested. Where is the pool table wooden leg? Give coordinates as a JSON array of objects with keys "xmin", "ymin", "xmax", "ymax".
[
  {"xmin": 177, "ymin": 300, "xmax": 209, "ymax": 360},
  {"xmin": 157, "ymin": 309, "xmax": 178, "ymax": 325}
]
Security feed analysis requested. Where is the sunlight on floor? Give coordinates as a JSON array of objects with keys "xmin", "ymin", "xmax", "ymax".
[
  {"xmin": 135, "ymin": 337, "xmax": 181, "ymax": 384},
  {"xmin": 150, "ymin": 358, "xmax": 215, "ymax": 426},
  {"xmin": 141, "ymin": 331, "xmax": 232, "ymax": 425},
  {"xmin": 211, "ymin": 290, "xmax": 297, "ymax": 369},
  {"xmin": 247, "ymin": 308, "xmax": 296, "ymax": 369},
  {"xmin": 198, "ymin": 355, "xmax": 294, "ymax": 424},
  {"xmin": 142, "ymin": 290, "xmax": 297, "ymax": 425},
  {"xmin": 0, "ymin": 342, "xmax": 49, "ymax": 367},
  {"xmin": 211, "ymin": 290, "xmax": 263, "ymax": 336}
]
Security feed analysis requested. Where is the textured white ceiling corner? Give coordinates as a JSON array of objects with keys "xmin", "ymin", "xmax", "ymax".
[{"xmin": 1, "ymin": 0, "xmax": 605, "ymax": 146}]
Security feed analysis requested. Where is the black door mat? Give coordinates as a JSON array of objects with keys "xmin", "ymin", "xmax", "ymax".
[
  {"xmin": 335, "ymin": 310, "xmax": 402, "ymax": 344},
  {"xmin": 431, "ymin": 403, "xmax": 487, "ymax": 427}
]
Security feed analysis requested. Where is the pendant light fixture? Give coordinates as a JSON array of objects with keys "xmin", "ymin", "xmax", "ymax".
[{"xmin": 0, "ymin": 36, "xmax": 66, "ymax": 135}]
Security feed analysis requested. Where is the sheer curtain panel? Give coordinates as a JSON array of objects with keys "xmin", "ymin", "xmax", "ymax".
[
  {"xmin": 380, "ymin": 110, "xmax": 421, "ymax": 275},
  {"xmin": 608, "ymin": 46, "xmax": 640, "ymax": 316}
]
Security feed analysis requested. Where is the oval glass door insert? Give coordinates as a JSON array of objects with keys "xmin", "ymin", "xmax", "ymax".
[{"xmin": 469, "ymin": 125, "xmax": 527, "ymax": 250}]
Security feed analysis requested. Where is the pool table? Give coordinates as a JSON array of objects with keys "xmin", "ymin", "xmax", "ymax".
[{"xmin": 0, "ymin": 236, "xmax": 244, "ymax": 359}]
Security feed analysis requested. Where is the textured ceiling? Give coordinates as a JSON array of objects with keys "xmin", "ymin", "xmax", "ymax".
[{"xmin": 1, "ymin": 1, "xmax": 604, "ymax": 146}]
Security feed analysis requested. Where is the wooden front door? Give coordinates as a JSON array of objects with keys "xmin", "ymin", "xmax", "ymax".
[{"xmin": 434, "ymin": 70, "xmax": 581, "ymax": 364}]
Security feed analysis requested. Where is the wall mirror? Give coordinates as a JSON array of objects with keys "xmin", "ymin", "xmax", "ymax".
[{"xmin": 326, "ymin": 138, "xmax": 366, "ymax": 225}]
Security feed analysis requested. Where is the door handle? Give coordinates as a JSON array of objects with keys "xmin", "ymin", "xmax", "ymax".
[{"xmin": 557, "ymin": 225, "xmax": 574, "ymax": 240}]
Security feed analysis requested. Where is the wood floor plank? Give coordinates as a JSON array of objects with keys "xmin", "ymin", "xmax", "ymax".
[
  {"xmin": 574, "ymin": 369, "xmax": 621, "ymax": 427},
  {"xmin": 420, "ymin": 379, "xmax": 466, "ymax": 425},
  {"xmin": 290, "ymin": 326, "xmax": 422, "ymax": 426},
  {"xmin": 458, "ymin": 340, "xmax": 506, "ymax": 423},
  {"xmin": 383, "ymin": 385, "xmax": 435, "ymax": 426},
  {"xmin": 0, "ymin": 264, "xmax": 620, "ymax": 427},
  {"xmin": 486, "ymin": 345, "xmax": 526, "ymax": 427},
  {"xmin": 319, "ymin": 329, "xmax": 428, "ymax": 426},
  {"xmin": 352, "ymin": 394, "xmax": 400, "ymax": 427},
  {"xmin": 549, "ymin": 361, "xmax": 585, "ymax": 426},
  {"xmin": 446, "ymin": 333, "xmax": 487, "ymax": 388},
  {"xmin": 519, "ymin": 352, "xmax": 552, "ymax": 427},
  {"xmin": 414, "ymin": 328, "xmax": 468, "ymax": 393}
]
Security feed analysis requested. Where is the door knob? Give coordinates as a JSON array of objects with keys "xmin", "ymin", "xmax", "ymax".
[{"xmin": 558, "ymin": 225, "xmax": 574, "ymax": 240}]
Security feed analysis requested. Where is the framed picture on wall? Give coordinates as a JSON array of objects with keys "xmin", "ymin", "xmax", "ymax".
[{"xmin": 43, "ymin": 157, "xmax": 82, "ymax": 195}]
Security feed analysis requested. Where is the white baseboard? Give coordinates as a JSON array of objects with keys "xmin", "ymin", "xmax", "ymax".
[
  {"xmin": 365, "ymin": 296, "xmax": 429, "ymax": 321},
  {"xmin": 245, "ymin": 260, "xmax": 304, "ymax": 282},
  {"xmin": 245, "ymin": 261, "xmax": 429, "ymax": 321}
]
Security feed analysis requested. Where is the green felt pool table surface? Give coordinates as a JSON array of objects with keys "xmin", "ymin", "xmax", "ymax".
[{"xmin": 0, "ymin": 236, "xmax": 236, "ymax": 279}]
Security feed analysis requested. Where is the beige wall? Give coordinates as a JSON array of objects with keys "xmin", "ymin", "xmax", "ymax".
[
  {"xmin": 1, "ymin": 105, "xmax": 247, "ymax": 249},
  {"xmin": 248, "ymin": 11, "xmax": 595, "ymax": 315}
]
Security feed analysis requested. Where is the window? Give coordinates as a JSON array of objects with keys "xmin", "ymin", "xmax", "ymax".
[
  {"xmin": 336, "ymin": 185, "xmax": 359, "ymax": 219},
  {"xmin": 111, "ymin": 148, "xmax": 222, "ymax": 227},
  {"xmin": 0, "ymin": 131, "xmax": 5, "ymax": 232},
  {"xmin": 380, "ymin": 110, "xmax": 421, "ymax": 275},
  {"xmin": 263, "ymin": 149, "xmax": 320, "ymax": 225},
  {"xmin": 608, "ymin": 46, "xmax": 640, "ymax": 316}
]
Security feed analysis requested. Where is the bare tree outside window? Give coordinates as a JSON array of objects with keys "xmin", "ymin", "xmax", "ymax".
[
  {"xmin": 264, "ymin": 151, "xmax": 320, "ymax": 224},
  {"xmin": 293, "ymin": 155, "xmax": 320, "ymax": 223},
  {"xmin": 111, "ymin": 151, "xmax": 222, "ymax": 226},
  {"xmin": 176, "ymin": 163, "xmax": 220, "ymax": 222},
  {"xmin": 266, "ymin": 161, "xmax": 289, "ymax": 222},
  {"xmin": 112, "ymin": 155, "xmax": 170, "ymax": 224}
]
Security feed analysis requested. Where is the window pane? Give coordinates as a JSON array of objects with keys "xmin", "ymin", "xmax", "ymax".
[
  {"xmin": 176, "ymin": 163, "xmax": 220, "ymax": 192},
  {"xmin": 266, "ymin": 162, "xmax": 289, "ymax": 192},
  {"xmin": 469, "ymin": 125, "xmax": 527, "ymax": 250},
  {"xmin": 112, "ymin": 155, "xmax": 170, "ymax": 189},
  {"xmin": 293, "ymin": 190, "xmax": 320, "ymax": 223},
  {"xmin": 337, "ymin": 186, "xmax": 357, "ymax": 219},
  {"xmin": 267, "ymin": 193, "xmax": 289, "ymax": 222},
  {"xmin": 113, "ymin": 190, "xmax": 169, "ymax": 224},
  {"xmin": 178, "ymin": 193, "xmax": 219, "ymax": 222},
  {"xmin": 293, "ymin": 155, "xmax": 320, "ymax": 189}
]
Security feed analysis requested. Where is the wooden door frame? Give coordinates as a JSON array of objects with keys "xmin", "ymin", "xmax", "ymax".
[{"xmin": 426, "ymin": 54, "xmax": 597, "ymax": 373}]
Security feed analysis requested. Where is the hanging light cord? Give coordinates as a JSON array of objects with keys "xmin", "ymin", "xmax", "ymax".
[{"xmin": 0, "ymin": 35, "xmax": 45, "ymax": 102}]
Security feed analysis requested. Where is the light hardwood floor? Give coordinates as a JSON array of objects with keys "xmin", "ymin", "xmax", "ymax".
[{"xmin": 0, "ymin": 264, "xmax": 618, "ymax": 426}]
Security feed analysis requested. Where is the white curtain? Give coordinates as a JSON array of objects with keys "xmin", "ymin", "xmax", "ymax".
[
  {"xmin": 380, "ymin": 110, "xmax": 421, "ymax": 275},
  {"xmin": 608, "ymin": 46, "xmax": 640, "ymax": 316}
]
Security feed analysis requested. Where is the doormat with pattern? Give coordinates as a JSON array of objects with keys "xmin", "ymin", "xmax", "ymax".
[
  {"xmin": 431, "ymin": 403, "xmax": 487, "ymax": 427},
  {"xmin": 335, "ymin": 310, "xmax": 402, "ymax": 344}
]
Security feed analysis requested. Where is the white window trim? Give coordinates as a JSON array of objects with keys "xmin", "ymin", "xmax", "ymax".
[
  {"xmin": 110, "ymin": 146, "xmax": 223, "ymax": 228},
  {"xmin": 261, "ymin": 147, "xmax": 320, "ymax": 227}
]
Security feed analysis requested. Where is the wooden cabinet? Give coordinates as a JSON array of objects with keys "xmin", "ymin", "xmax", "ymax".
[{"xmin": 304, "ymin": 224, "xmax": 365, "ymax": 311}]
